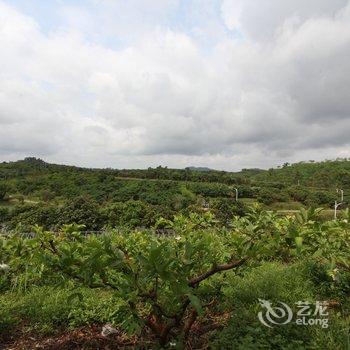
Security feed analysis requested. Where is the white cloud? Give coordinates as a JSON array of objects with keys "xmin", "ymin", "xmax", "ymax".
[
  {"xmin": 220, "ymin": 0, "xmax": 348, "ymax": 40},
  {"xmin": 0, "ymin": 0, "xmax": 350, "ymax": 170}
]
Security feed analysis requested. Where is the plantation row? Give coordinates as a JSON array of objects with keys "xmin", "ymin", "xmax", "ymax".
[
  {"xmin": 1, "ymin": 207, "xmax": 349, "ymax": 348},
  {"xmin": 1, "ymin": 158, "xmax": 350, "ymax": 210}
]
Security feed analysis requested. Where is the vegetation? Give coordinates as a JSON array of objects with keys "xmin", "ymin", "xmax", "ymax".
[
  {"xmin": 1, "ymin": 207, "xmax": 350, "ymax": 348},
  {"xmin": 0, "ymin": 183, "xmax": 8, "ymax": 201},
  {"xmin": 1, "ymin": 158, "xmax": 350, "ymax": 348},
  {"xmin": 1, "ymin": 157, "xmax": 350, "ymax": 232}
]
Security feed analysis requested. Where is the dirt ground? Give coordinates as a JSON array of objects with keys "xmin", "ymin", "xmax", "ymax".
[
  {"xmin": 1, "ymin": 325, "xmax": 147, "ymax": 350},
  {"xmin": 0, "ymin": 324, "xmax": 215, "ymax": 350}
]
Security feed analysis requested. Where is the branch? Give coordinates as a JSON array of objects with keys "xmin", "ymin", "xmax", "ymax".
[
  {"xmin": 181, "ymin": 309, "xmax": 198, "ymax": 341},
  {"xmin": 145, "ymin": 315, "xmax": 163, "ymax": 336},
  {"xmin": 51, "ymin": 265, "xmax": 106, "ymax": 289},
  {"xmin": 188, "ymin": 257, "xmax": 247, "ymax": 288},
  {"xmin": 48, "ymin": 240, "xmax": 58, "ymax": 254}
]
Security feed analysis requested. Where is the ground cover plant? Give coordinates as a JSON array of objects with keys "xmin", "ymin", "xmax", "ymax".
[{"xmin": 1, "ymin": 207, "xmax": 349, "ymax": 349}]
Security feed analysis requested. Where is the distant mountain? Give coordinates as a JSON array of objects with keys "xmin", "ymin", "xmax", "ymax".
[
  {"xmin": 185, "ymin": 166, "xmax": 214, "ymax": 172},
  {"xmin": 2, "ymin": 157, "xmax": 350, "ymax": 189}
]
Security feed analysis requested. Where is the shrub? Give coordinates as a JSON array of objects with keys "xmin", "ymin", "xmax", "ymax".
[
  {"xmin": 211, "ymin": 262, "xmax": 349, "ymax": 349},
  {"xmin": 0, "ymin": 207, "xmax": 9, "ymax": 223},
  {"xmin": 101, "ymin": 200, "xmax": 159, "ymax": 228},
  {"xmin": 32, "ymin": 222, "xmax": 252, "ymax": 347},
  {"xmin": 0, "ymin": 183, "xmax": 8, "ymax": 201},
  {"xmin": 210, "ymin": 198, "xmax": 247, "ymax": 224},
  {"xmin": 257, "ymin": 188, "xmax": 289, "ymax": 205},
  {"xmin": 56, "ymin": 197, "xmax": 102, "ymax": 230}
]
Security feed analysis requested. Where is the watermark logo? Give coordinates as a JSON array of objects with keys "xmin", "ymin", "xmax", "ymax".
[
  {"xmin": 258, "ymin": 299, "xmax": 329, "ymax": 328},
  {"xmin": 258, "ymin": 299, "xmax": 293, "ymax": 327}
]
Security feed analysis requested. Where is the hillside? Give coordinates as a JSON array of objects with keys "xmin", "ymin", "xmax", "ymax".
[
  {"xmin": 1, "ymin": 157, "xmax": 350, "ymax": 232},
  {"xmin": 2, "ymin": 156, "xmax": 350, "ymax": 186},
  {"xmin": 252, "ymin": 159, "xmax": 350, "ymax": 188},
  {"xmin": 1, "ymin": 157, "xmax": 350, "ymax": 349}
]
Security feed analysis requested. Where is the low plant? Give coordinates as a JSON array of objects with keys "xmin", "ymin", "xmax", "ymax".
[{"xmin": 31, "ymin": 221, "xmax": 254, "ymax": 347}]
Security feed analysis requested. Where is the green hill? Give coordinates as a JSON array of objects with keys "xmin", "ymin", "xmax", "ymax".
[{"xmin": 1, "ymin": 157, "xmax": 349, "ymax": 230}]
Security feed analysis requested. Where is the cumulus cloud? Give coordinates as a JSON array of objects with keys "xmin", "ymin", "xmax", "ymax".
[
  {"xmin": 0, "ymin": 0, "xmax": 350, "ymax": 170},
  {"xmin": 221, "ymin": 0, "xmax": 348, "ymax": 40}
]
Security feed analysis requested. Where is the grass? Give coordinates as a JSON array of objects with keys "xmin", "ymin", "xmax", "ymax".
[
  {"xmin": 210, "ymin": 261, "xmax": 350, "ymax": 350},
  {"xmin": 270, "ymin": 201, "xmax": 304, "ymax": 210},
  {"xmin": 240, "ymin": 198, "xmax": 259, "ymax": 205},
  {"xmin": 0, "ymin": 286, "xmax": 122, "ymax": 337},
  {"xmin": 2, "ymin": 261, "xmax": 349, "ymax": 349},
  {"xmin": 0, "ymin": 200, "xmax": 16, "ymax": 208}
]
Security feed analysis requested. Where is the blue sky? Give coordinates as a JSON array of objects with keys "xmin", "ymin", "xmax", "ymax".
[
  {"xmin": 7, "ymin": 0, "xmax": 240, "ymax": 51},
  {"xmin": 9, "ymin": 0, "xmax": 63, "ymax": 32},
  {"xmin": 8, "ymin": 0, "xmax": 216, "ymax": 30},
  {"xmin": 1, "ymin": 0, "xmax": 350, "ymax": 170}
]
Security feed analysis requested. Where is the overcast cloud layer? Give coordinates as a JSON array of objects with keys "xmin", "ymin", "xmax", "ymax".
[{"xmin": 1, "ymin": 0, "xmax": 350, "ymax": 170}]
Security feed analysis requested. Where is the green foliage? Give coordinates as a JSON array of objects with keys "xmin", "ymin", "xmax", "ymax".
[
  {"xmin": 1, "ymin": 173, "xmax": 350, "ymax": 349},
  {"xmin": 56, "ymin": 196, "xmax": 102, "ymax": 230},
  {"xmin": 1, "ymin": 217, "xmax": 253, "ymax": 346},
  {"xmin": 257, "ymin": 188, "xmax": 290, "ymax": 205},
  {"xmin": 212, "ymin": 262, "xmax": 350, "ymax": 350},
  {"xmin": 7, "ymin": 197, "xmax": 102, "ymax": 231},
  {"xmin": 2, "ymin": 158, "xmax": 350, "ymax": 227},
  {"xmin": 0, "ymin": 207, "xmax": 9, "ymax": 223},
  {"xmin": 44, "ymin": 227, "xmax": 249, "ymax": 344},
  {"xmin": 8, "ymin": 203, "xmax": 59, "ymax": 231},
  {"xmin": 210, "ymin": 198, "xmax": 247, "ymax": 224},
  {"xmin": 101, "ymin": 200, "xmax": 161, "ymax": 228},
  {"xmin": 230, "ymin": 205, "xmax": 350, "ymax": 265},
  {"xmin": 223, "ymin": 262, "xmax": 315, "ymax": 308},
  {"xmin": 0, "ymin": 182, "xmax": 8, "ymax": 201},
  {"xmin": 0, "ymin": 286, "xmax": 121, "ymax": 335},
  {"xmin": 254, "ymin": 159, "xmax": 350, "ymax": 188}
]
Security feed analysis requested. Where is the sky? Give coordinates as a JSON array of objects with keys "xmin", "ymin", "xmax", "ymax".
[{"xmin": 1, "ymin": 0, "xmax": 350, "ymax": 171}]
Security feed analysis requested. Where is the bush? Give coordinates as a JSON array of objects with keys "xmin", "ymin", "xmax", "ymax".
[
  {"xmin": 0, "ymin": 183, "xmax": 9, "ymax": 201},
  {"xmin": 210, "ymin": 198, "xmax": 247, "ymax": 224},
  {"xmin": 257, "ymin": 188, "xmax": 289, "ymax": 205},
  {"xmin": 1, "ymin": 209, "xmax": 350, "ymax": 348},
  {"xmin": 0, "ymin": 207, "xmax": 9, "ymax": 223},
  {"xmin": 26, "ymin": 222, "xmax": 252, "ymax": 346},
  {"xmin": 57, "ymin": 197, "xmax": 102, "ymax": 230},
  {"xmin": 211, "ymin": 262, "xmax": 349, "ymax": 349},
  {"xmin": 306, "ymin": 191, "xmax": 334, "ymax": 208},
  {"xmin": 222, "ymin": 262, "xmax": 315, "ymax": 307},
  {"xmin": 101, "ymin": 200, "xmax": 160, "ymax": 228},
  {"xmin": 9, "ymin": 204, "xmax": 59, "ymax": 231}
]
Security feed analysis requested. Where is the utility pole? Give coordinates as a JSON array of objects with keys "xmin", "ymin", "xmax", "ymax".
[
  {"xmin": 334, "ymin": 189, "xmax": 344, "ymax": 220},
  {"xmin": 337, "ymin": 188, "xmax": 344, "ymax": 202},
  {"xmin": 334, "ymin": 201, "xmax": 342, "ymax": 220},
  {"xmin": 233, "ymin": 187, "xmax": 238, "ymax": 201}
]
